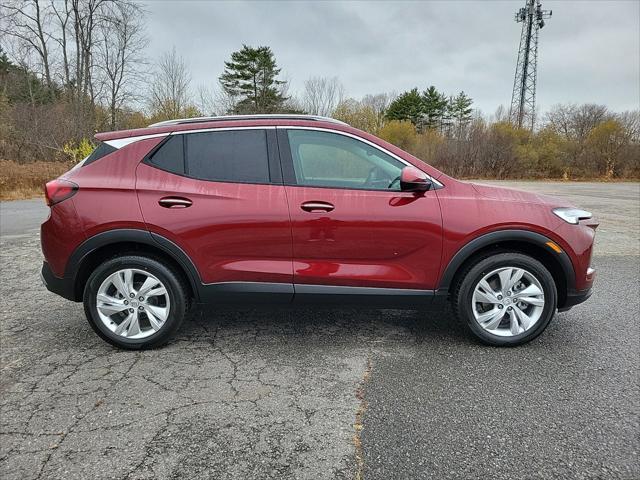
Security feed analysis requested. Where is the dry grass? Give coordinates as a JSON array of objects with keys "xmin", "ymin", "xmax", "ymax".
[{"xmin": 0, "ymin": 160, "xmax": 73, "ymax": 201}]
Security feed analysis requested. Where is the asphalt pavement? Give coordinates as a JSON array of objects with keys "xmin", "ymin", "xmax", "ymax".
[
  {"xmin": 0, "ymin": 182, "xmax": 638, "ymax": 479},
  {"xmin": 0, "ymin": 199, "xmax": 47, "ymax": 238}
]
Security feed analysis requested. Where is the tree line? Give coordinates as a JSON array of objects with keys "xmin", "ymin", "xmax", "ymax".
[{"xmin": 0, "ymin": 0, "xmax": 638, "ymax": 179}]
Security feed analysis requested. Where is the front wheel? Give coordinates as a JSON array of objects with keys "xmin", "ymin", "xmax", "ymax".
[
  {"xmin": 453, "ymin": 253, "xmax": 558, "ymax": 346},
  {"xmin": 83, "ymin": 255, "xmax": 188, "ymax": 349}
]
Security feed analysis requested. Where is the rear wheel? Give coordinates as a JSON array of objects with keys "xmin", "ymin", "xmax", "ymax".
[
  {"xmin": 83, "ymin": 255, "xmax": 188, "ymax": 349},
  {"xmin": 453, "ymin": 253, "xmax": 557, "ymax": 346}
]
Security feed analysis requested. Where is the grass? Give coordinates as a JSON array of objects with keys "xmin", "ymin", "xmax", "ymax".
[{"xmin": 0, "ymin": 160, "xmax": 73, "ymax": 201}]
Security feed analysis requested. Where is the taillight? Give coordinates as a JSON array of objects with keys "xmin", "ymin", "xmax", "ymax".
[{"xmin": 44, "ymin": 179, "xmax": 78, "ymax": 206}]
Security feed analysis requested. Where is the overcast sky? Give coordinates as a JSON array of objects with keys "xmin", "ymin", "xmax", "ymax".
[{"xmin": 144, "ymin": 0, "xmax": 640, "ymax": 115}]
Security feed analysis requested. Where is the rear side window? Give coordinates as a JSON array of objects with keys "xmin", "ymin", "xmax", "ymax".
[
  {"xmin": 83, "ymin": 142, "xmax": 118, "ymax": 166},
  {"xmin": 148, "ymin": 135, "xmax": 184, "ymax": 174},
  {"xmin": 185, "ymin": 130, "xmax": 270, "ymax": 183}
]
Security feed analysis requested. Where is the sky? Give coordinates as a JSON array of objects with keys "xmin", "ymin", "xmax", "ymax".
[{"xmin": 143, "ymin": 0, "xmax": 640, "ymax": 115}]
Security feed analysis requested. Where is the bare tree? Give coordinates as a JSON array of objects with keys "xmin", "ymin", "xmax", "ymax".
[
  {"xmin": 69, "ymin": 0, "xmax": 120, "ymax": 111},
  {"xmin": 301, "ymin": 76, "xmax": 344, "ymax": 116},
  {"xmin": 196, "ymin": 83, "xmax": 238, "ymax": 116},
  {"xmin": 50, "ymin": 0, "xmax": 72, "ymax": 88},
  {"xmin": 545, "ymin": 103, "xmax": 610, "ymax": 141},
  {"xmin": 97, "ymin": 1, "xmax": 147, "ymax": 129},
  {"xmin": 1, "ymin": 0, "xmax": 54, "ymax": 92},
  {"xmin": 361, "ymin": 92, "xmax": 395, "ymax": 132},
  {"xmin": 149, "ymin": 47, "xmax": 192, "ymax": 120},
  {"xmin": 616, "ymin": 110, "xmax": 640, "ymax": 142},
  {"xmin": 491, "ymin": 105, "xmax": 510, "ymax": 123}
]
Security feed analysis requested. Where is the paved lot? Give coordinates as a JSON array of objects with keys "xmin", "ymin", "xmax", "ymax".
[
  {"xmin": 0, "ymin": 199, "xmax": 46, "ymax": 239},
  {"xmin": 0, "ymin": 182, "xmax": 638, "ymax": 479}
]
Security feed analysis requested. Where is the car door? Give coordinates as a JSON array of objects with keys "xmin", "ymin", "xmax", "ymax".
[
  {"xmin": 136, "ymin": 127, "xmax": 293, "ymax": 302},
  {"xmin": 278, "ymin": 127, "xmax": 443, "ymax": 296}
]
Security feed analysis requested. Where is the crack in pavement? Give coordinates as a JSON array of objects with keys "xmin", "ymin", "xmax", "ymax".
[
  {"xmin": 353, "ymin": 355, "xmax": 372, "ymax": 480},
  {"xmin": 1, "ymin": 236, "xmax": 418, "ymax": 479}
]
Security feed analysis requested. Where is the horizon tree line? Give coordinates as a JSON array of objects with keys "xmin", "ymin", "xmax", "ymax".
[{"xmin": 0, "ymin": 0, "xmax": 637, "ymax": 179}]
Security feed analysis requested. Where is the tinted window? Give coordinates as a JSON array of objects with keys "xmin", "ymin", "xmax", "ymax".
[
  {"xmin": 286, "ymin": 130, "xmax": 404, "ymax": 191},
  {"xmin": 185, "ymin": 130, "xmax": 270, "ymax": 183},
  {"xmin": 148, "ymin": 135, "xmax": 184, "ymax": 174},
  {"xmin": 83, "ymin": 142, "xmax": 118, "ymax": 166}
]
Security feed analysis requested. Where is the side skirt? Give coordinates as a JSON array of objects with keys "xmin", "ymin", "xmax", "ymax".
[{"xmin": 197, "ymin": 282, "xmax": 435, "ymax": 308}]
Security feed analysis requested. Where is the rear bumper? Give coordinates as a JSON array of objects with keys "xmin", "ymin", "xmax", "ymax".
[
  {"xmin": 41, "ymin": 261, "xmax": 76, "ymax": 301},
  {"xmin": 558, "ymin": 288, "xmax": 593, "ymax": 312}
]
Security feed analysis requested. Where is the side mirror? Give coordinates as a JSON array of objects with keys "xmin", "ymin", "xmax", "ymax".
[{"xmin": 400, "ymin": 166, "xmax": 432, "ymax": 192}]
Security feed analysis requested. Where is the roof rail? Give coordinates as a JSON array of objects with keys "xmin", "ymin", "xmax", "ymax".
[{"xmin": 148, "ymin": 114, "xmax": 348, "ymax": 128}]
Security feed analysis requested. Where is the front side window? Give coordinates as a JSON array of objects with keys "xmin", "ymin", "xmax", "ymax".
[
  {"xmin": 286, "ymin": 129, "xmax": 404, "ymax": 191},
  {"xmin": 185, "ymin": 129, "xmax": 270, "ymax": 183}
]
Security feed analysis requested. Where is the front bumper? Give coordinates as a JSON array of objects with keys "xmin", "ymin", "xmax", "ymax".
[
  {"xmin": 41, "ymin": 261, "xmax": 76, "ymax": 301},
  {"xmin": 558, "ymin": 288, "xmax": 593, "ymax": 312}
]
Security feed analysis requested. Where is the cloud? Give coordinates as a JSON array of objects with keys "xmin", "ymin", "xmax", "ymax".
[{"xmin": 145, "ymin": 0, "xmax": 640, "ymax": 113}]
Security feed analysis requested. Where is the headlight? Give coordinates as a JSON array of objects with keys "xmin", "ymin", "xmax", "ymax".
[{"xmin": 553, "ymin": 207, "xmax": 592, "ymax": 224}]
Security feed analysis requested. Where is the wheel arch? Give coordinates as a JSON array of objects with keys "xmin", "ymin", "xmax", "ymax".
[
  {"xmin": 67, "ymin": 229, "xmax": 201, "ymax": 302},
  {"xmin": 438, "ymin": 230, "xmax": 575, "ymax": 308}
]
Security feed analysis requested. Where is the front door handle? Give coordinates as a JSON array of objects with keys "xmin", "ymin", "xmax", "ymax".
[
  {"xmin": 159, "ymin": 196, "xmax": 192, "ymax": 208},
  {"xmin": 301, "ymin": 201, "xmax": 334, "ymax": 213}
]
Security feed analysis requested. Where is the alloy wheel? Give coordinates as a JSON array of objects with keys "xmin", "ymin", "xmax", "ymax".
[
  {"xmin": 472, "ymin": 266, "xmax": 545, "ymax": 337},
  {"xmin": 96, "ymin": 268, "xmax": 170, "ymax": 339}
]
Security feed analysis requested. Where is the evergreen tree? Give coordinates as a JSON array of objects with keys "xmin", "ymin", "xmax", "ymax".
[
  {"xmin": 449, "ymin": 91, "xmax": 474, "ymax": 137},
  {"xmin": 422, "ymin": 86, "xmax": 448, "ymax": 130},
  {"xmin": 219, "ymin": 45, "xmax": 288, "ymax": 114},
  {"xmin": 450, "ymin": 91, "xmax": 473, "ymax": 124},
  {"xmin": 385, "ymin": 88, "xmax": 425, "ymax": 127},
  {"xmin": 0, "ymin": 47, "xmax": 54, "ymax": 104}
]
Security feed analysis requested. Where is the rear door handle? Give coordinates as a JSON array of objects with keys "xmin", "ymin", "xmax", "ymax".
[
  {"xmin": 300, "ymin": 201, "xmax": 334, "ymax": 213},
  {"xmin": 159, "ymin": 196, "xmax": 192, "ymax": 208}
]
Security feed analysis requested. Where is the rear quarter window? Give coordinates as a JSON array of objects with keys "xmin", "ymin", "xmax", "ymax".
[
  {"xmin": 83, "ymin": 142, "xmax": 118, "ymax": 166},
  {"xmin": 147, "ymin": 135, "xmax": 185, "ymax": 174}
]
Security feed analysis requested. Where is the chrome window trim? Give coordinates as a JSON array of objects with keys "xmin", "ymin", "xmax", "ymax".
[
  {"xmin": 105, "ymin": 125, "xmax": 443, "ymax": 188},
  {"xmin": 149, "ymin": 114, "xmax": 347, "ymax": 127},
  {"xmin": 104, "ymin": 133, "xmax": 168, "ymax": 149},
  {"xmin": 103, "ymin": 127, "xmax": 273, "ymax": 148},
  {"xmin": 168, "ymin": 125, "xmax": 276, "ymax": 135}
]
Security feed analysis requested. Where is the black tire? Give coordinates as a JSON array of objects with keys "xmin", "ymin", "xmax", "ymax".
[
  {"xmin": 452, "ymin": 252, "xmax": 557, "ymax": 347},
  {"xmin": 83, "ymin": 255, "xmax": 189, "ymax": 349}
]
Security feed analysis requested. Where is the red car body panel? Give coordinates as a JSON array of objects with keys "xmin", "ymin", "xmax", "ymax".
[
  {"xmin": 553, "ymin": 219, "xmax": 597, "ymax": 291},
  {"xmin": 40, "ymin": 198, "xmax": 85, "ymax": 277},
  {"xmin": 285, "ymin": 185, "xmax": 442, "ymax": 289},
  {"xmin": 41, "ymin": 117, "xmax": 596, "ymax": 310},
  {"xmin": 135, "ymin": 162, "xmax": 293, "ymax": 284},
  {"xmin": 42, "ymin": 137, "xmax": 162, "ymax": 277},
  {"xmin": 432, "ymin": 179, "xmax": 595, "ymax": 292},
  {"xmin": 65, "ymin": 137, "xmax": 160, "ymax": 236}
]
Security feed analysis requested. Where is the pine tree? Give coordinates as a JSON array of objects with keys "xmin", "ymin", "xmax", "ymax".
[
  {"xmin": 219, "ymin": 45, "xmax": 287, "ymax": 114},
  {"xmin": 422, "ymin": 86, "xmax": 448, "ymax": 130},
  {"xmin": 385, "ymin": 88, "xmax": 425, "ymax": 128},
  {"xmin": 450, "ymin": 91, "xmax": 473, "ymax": 124},
  {"xmin": 449, "ymin": 91, "xmax": 474, "ymax": 137}
]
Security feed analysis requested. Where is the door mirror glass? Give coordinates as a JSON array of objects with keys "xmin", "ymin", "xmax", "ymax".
[{"xmin": 400, "ymin": 166, "xmax": 432, "ymax": 192}]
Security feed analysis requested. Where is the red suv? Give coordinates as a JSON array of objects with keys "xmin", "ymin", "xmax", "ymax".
[{"xmin": 41, "ymin": 115, "xmax": 597, "ymax": 349}]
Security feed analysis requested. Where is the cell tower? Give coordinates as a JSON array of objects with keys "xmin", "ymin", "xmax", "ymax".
[{"xmin": 509, "ymin": 0, "xmax": 552, "ymax": 130}]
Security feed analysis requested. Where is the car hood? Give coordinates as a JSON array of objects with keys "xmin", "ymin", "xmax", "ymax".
[{"xmin": 469, "ymin": 182, "xmax": 574, "ymax": 208}]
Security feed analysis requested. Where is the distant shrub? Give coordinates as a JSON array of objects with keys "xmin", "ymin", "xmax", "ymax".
[
  {"xmin": 62, "ymin": 138, "xmax": 95, "ymax": 162},
  {"xmin": 378, "ymin": 120, "xmax": 417, "ymax": 151}
]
